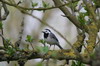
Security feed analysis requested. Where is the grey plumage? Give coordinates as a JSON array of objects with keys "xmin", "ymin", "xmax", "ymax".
[{"xmin": 42, "ymin": 29, "xmax": 63, "ymax": 49}]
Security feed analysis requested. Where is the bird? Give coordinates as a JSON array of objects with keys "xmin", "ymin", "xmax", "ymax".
[
  {"xmin": 42, "ymin": 29, "xmax": 63, "ymax": 49},
  {"xmin": 42, "ymin": 29, "xmax": 69, "ymax": 64}
]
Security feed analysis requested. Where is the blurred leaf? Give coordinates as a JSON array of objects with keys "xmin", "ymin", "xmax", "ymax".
[
  {"xmin": 43, "ymin": 46, "xmax": 49, "ymax": 53},
  {"xmin": 6, "ymin": 47, "xmax": 15, "ymax": 56},
  {"xmin": 25, "ymin": 35, "xmax": 34, "ymax": 42},
  {"xmin": 71, "ymin": 61, "xmax": 76, "ymax": 66},
  {"xmin": 83, "ymin": 6, "xmax": 90, "ymax": 15},
  {"xmin": 71, "ymin": 61, "xmax": 85, "ymax": 66},
  {"xmin": 0, "ymin": 21, "xmax": 3, "ymax": 29},
  {"xmin": 4, "ymin": 38, "xmax": 11, "ymax": 48},
  {"xmin": 72, "ymin": 1, "xmax": 78, "ymax": 8},
  {"xmin": 78, "ymin": 12, "xmax": 87, "ymax": 25},
  {"xmin": 6, "ymin": 39, "xmax": 11, "ymax": 43},
  {"xmin": 93, "ymin": 0, "xmax": 100, "ymax": 7},
  {"xmin": 42, "ymin": 1, "xmax": 49, "ymax": 8},
  {"xmin": 42, "ymin": 1, "xmax": 50, "ymax": 12},
  {"xmin": 65, "ymin": 1, "xmax": 78, "ymax": 8},
  {"xmin": 76, "ymin": 61, "xmax": 85, "ymax": 66},
  {"xmin": 36, "ymin": 62, "xmax": 43, "ymax": 66},
  {"xmin": 39, "ymin": 39, "xmax": 46, "ymax": 44},
  {"xmin": 32, "ymin": 2, "xmax": 38, "ymax": 7},
  {"xmin": 90, "ymin": 52, "xmax": 95, "ymax": 59},
  {"xmin": 51, "ymin": 51, "xmax": 57, "ymax": 57},
  {"xmin": 36, "ymin": 46, "xmax": 49, "ymax": 54}
]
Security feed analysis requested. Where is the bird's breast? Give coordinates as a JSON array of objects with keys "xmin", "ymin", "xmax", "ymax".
[{"xmin": 44, "ymin": 37, "xmax": 59, "ymax": 45}]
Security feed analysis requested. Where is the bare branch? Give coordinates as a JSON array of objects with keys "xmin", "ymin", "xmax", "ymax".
[
  {"xmin": 0, "ymin": 2, "xmax": 9, "ymax": 20},
  {"xmin": 52, "ymin": 0, "xmax": 82, "ymax": 29},
  {"xmin": 0, "ymin": 0, "xmax": 68, "ymax": 11}
]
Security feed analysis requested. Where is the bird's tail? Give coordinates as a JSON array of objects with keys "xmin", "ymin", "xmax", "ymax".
[
  {"xmin": 57, "ymin": 44, "xmax": 63, "ymax": 49},
  {"xmin": 57, "ymin": 44, "xmax": 69, "ymax": 64}
]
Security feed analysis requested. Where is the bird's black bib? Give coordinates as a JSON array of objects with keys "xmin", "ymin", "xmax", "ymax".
[{"xmin": 44, "ymin": 33, "xmax": 49, "ymax": 38}]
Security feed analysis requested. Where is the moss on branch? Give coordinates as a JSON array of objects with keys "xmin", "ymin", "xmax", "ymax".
[{"xmin": 0, "ymin": 48, "xmax": 91, "ymax": 64}]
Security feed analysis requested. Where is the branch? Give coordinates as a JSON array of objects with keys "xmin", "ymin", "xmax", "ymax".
[
  {"xmin": 0, "ymin": 2, "xmax": 9, "ymax": 20},
  {"xmin": 0, "ymin": 31, "xmax": 88, "ymax": 64},
  {"xmin": 15, "ymin": 18, "xmax": 24, "ymax": 47},
  {"xmin": 0, "ymin": 0, "xmax": 82, "ymax": 57},
  {"xmin": 83, "ymin": 0, "xmax": 100, "ymax": 29},
  {"xmin": 52, "ymin": 0, "xmax": 82, "ymax": 29},
  {"xmin": 0, "ymin": 46, "xmax": 5, "ymax": 50},
  {"xmin": 0, "ymin": 49, "xmax": 91, "ymax": 64},
  {"xmin": 0, "ymin": 0, "xmax": 90, "ymax": 31},
  {"xmin": 94, "ymin": 0, "xmax": 100, "ymax": 8},
  {"xmin": 73, "ymin": 33, "xmax": 85, "ymax": 52},
  {"xmin": 0, "ymin": 0, "xmax": 68, "ymax": 11},
  {"xmin": 84, "ymin": 22, "xmax": 98, "ymax": 56}
]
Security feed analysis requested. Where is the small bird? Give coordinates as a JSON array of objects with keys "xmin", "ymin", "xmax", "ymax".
[
  {"xmin": 42, "ymin": 29, "xmax": 69, "ymax": 64},
  {"xmin": 42, "ymin": 29, "xmax": 63, "ymax": 49}
]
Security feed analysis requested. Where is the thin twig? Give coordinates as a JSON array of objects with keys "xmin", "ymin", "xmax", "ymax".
[
  {"xmin": 0, "ymin": 4, "xmax": 5, "ymax": 47},
  {"xmin": 0, "ymin": 34, "xmax": 14, "ymax": 48},
  {"xmin": 0, "ymin": 2, "xmax": 9, "ymax": 20},
  {"xmin": 29, "ymin": 42, "xmax": 34, "ymax": 50},
  {"xmin": 96, "ymin": 35, "xmax": 100, "ymax": 46},
  {"xmin": 0, "ymin": 0, "xmax": 68, "ymax": 11},
  {"xmin": 15, "ymin": 17, "xmax": 24, "ymax": 47}
]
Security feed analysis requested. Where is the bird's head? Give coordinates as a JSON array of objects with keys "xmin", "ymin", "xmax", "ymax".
[{"xmin": 42, "ymin": 29, "xmax": 51, "ymax": 34}]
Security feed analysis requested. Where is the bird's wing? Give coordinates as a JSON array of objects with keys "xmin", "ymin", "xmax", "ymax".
[{"xmin": 50, "ymin": 33, "xmax": 59, "ymax": 42}]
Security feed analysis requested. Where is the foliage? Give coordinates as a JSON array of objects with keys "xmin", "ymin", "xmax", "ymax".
[
  {"xmin": 25, "ymin": 35, "xmax": 34, "ymax": 43},
  {"xmin": 6, "ymin": 46, "xmax": 16, "ymax": 56},
  {"xmin": 42, "ymin": 1, "xmax": 50, "ymax": 12},
  {"xmin": 36, "ymin": 62, "xmax": 43, "ymax": 66},
  {"xmin": 39, "ymin": 39, "xmax": 46, "ymax": 44},
  {"xmin": 71, "ymin": 61, "xmax": 85, "ymax": 66},
  {"xmin": 0, "ymin": 0, "xmax": 100, "ymax": 66},
  {"xmin": 4, "ymin": 39, "xmax": 16, "ymax": 56},
  {"xmin": 32, "ymin": 2, "xmax": 38, "ymax": 7},
  {"xmin": 42, "ymin": 1, "xmax": 50, "ymax": 8},
  {"xmin": 0, "ymin": 21, "xmax": 3, "ymax": 29},
  {"xmin": 77, "ymin": 12, "xmax": 87, "ymax": 25},
  {"xmin": 36, "ymin": 46, "xmax": 49, "ymax": 54}
]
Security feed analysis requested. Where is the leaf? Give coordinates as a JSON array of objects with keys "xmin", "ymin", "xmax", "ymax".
[
  {"xmin": 36, "ymin": 62, "xmax": 43, "ymax": 66},
  {"xmin": 4, "ymin": 38, "xmax": 11, "ymax": 48},
  {"xmin": 90, "ymin": 52, "xmax": 95, "ymax": 59},
  {"xmin": 43, "ymin": 46, "xmax": 49, "ymax": 53},
  {"xmin": 77, "ymin": 12, "xmax": 87, "ymax": 25},
  {"xmin": 39, "ymin": 39, "xmax": 46, "ymax": 44},
  {"xmin": 6, "ymin": 47, "xmax": 15, "ymax": 56},
  {"xmin": 77, "ymin": 61, "xmax": 85, "ymax": 66},
  {"xmin": 72, "ymin": 1, "xmax": 78, "ymax": 8},
  {"xmin": 42, "ymin": 1, "xmax": 47, "ymax": 8},
  {"xmin": 26, "ymin": 35, "xmax": 34, "ymax": 42},
  {"xmin": 71, "ymin": 61, "xmax": 76, "ymax": 66},
  {"xmin": 42, "ymin": 1, "xmax": 50, "ymax": 12},
  {"xmin": 71, "ymin": 61, "xmax": 85, "ymax": 66},
  {"xmin": 32, "ymin": 2, "xmax": 38, "ymax": 7},
  {"xmin": 0, "ymin": 22, "xmax": 3, "ymax": 29},
  {"xmin": 51, "ymin": 51, "xmax": 57, "ymax": 57},
  {"xmin": 35, "ymin": 46, "xmax": 49, "ymax": 54}
]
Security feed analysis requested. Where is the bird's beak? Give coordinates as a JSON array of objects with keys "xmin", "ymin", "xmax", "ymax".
[{"xmin": 42, "ymin": 31, "xmax": 45, "ymax": 33}]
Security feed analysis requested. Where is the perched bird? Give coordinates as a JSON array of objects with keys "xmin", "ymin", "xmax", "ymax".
[
  {"xmin": 42, "ymin": 29, "xmax": 69, "ymax": 64},
  {"xmin": 42, "ymin": 29, "xmax": 63, "ymax": 49}
]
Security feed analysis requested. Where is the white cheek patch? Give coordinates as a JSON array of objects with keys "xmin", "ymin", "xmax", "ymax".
[{"xmin": 45, "ymin": 31, "xmax": 50, "ymax": 34}]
